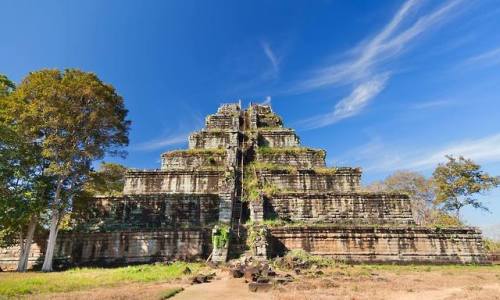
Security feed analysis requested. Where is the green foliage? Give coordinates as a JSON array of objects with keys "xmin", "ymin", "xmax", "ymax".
[
  {"xmin": 484, "ymin": 239, "xmax": 500, "ymax": 254},
  {"xmin": 84, "ymin": 162, "xmax": 127, "ymax": 197},
  {"xmin": 273, "ymin": 249, "xmax": 336, "ymax": 270},
  {"xmin": 313, "ymin": 167, "xmax": 340, "ymax": 175},
  {"xmin": 426, "ymin": 210, "xmax": 464, "ymax": 228},
  {"xmin": 246, "ymin": 225, "xmax": 268, "ymax": 249},
  {"xmin": 250, "ymin": 161, "xmax": 298, "ymax": 174},
  {"xmin": 365, "ymin": 171, "xmax": 435, "ymax": 225},
  {"xmin": 166, "ymin": 148, "xmax": 225, "ymax": 156},
  {"xmin": 257, "ymin": 146, "xmax": 326, "ymax": 160},
  {"xmin": 211, "ymin": 224, "xmax": 230, "ymax": 249},
  {"xmin": 433, "ymin": 155, "xmax": 500, "ymax": 219},
  {"xmin": 0, "ymin": 262, "xmax": 202, "ymax": 297},
  {"xmin": 0, "ymin": 74, "xmax": 51, "ymax": 247},
  {"xmin": 0, "ymin": 74, "xmax": 15, "ymax": 97},
  {"xmin": 243, "ymin": 163, "xmax": 260, "ymax": 202},
  {"xmin": 8, "ymin": 69, "xmax": 131, "ymax": 270}
]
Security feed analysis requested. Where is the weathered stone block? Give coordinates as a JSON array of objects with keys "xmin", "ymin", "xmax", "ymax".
[
  {"xmin": 264, "ymin": 192, "xmax": 415, "ymax": 225},
  {"xmin": 123, "ymin": 170, "xmax": 224, "ymax": 194},
  {"xmin": 258, "ymin": 169, "xmax": 361, "ymax": 193},
  {"xmin": 269, "ymin": 226, "xmax": 488, "ymax": 264}
]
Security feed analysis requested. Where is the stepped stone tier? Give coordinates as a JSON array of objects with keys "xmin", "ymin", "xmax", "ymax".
[{"xmin": 0, "ymin": 103, "xmax": 488, "ymax": 270}]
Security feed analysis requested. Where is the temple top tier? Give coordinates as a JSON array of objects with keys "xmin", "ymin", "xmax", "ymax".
[{"xmin": 187, "ymin": 103, "xmax": 299, "ymax": 150}]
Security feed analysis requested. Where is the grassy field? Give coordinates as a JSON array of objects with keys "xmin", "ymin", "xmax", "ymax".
[
  {"xmin": 0, "ymin": 262, "xmax": 202, "ymax": 298},
  {"xmin": 1, "ymin": 260, "xmax": 499, "ymax": 300}
]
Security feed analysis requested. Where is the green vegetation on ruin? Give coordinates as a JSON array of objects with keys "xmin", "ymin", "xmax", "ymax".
[
  {"xmin": 242, "ymin": 162, "xmax": 289, "ymax": 202},
  {"xmin": 257, "ymin": 146, "xmax": 325, "ymax": 158},
  {"xmin": 212, "ymin": 224, "xmax": 230, "ymax": 249},
  {"xmin": 0, "ymin": 262, "xmax": 203, "ymax": 297},
  {"xmin": 163, "ymin": 148, "xmax": 226, "ymax": 156}
]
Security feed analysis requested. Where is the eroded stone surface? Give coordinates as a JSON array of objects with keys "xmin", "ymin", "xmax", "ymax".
[{"xmin": 0, "ymin": 103, "xmax": 489, "ymax": 270}]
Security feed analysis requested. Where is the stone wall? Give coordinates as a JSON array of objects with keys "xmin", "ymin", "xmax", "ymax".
[
  {"xmin": 81, "ymin": 194, "xmax": 220, "ymax": 231},
  {"xmin": 161, "ymin": 150, "xmax": 226, "ymax": 170},
  {"xmin": 0, "ymin": 242, "xmax": 45, "ymax": 271},
  {"xmin": 205, "ymin": 114, "xmax": 240, "ymax": 130},
  {"xmin": 258, "ymin": 129, "xmax": 300, "ymax": 148},
  {"xmin": 55, "ymin": 230, "xmax": 210, "ymax": 266},
  {"xmin": 188, "ymin": 131, "xmax": 240, "ymax": 149},
  {"xmin": 269, "ymin": 226, "xmax": 488, "ymax": 264},
  {"xmin": 256, "ymin": 149, "xmax": 325, "ymax": 169},
  {"xmin": 123, "ymin": 170, "xmax": 224, "ymax": 195},
  {"xmin": 259, "ymin": 169, "xmax": 361, "ymax": 193},
  {"xmin": 264, "ymin": 193, "xmax": 415, "ymax": 225}
]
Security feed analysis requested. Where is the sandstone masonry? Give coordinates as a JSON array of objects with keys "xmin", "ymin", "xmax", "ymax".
[{"xmin": 0, "ymin": 103, "xmax": 488, "ymax": 270}]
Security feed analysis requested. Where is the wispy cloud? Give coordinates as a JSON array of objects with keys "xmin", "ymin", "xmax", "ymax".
[
  {"xmin": 407, "ymin": 133, "xmax": 500, "ymax": 170},
  {"xmin": 261, "ymin": 41, "xmax": 280, "ymax": 75},
  {"xmin": 412, "ymin": 99, "xmax": 453, "ymax": 109},
  {"xmin": 299, "ymin": 74, "xmax": 389, "ymax": 129},
  {"xmin": 298, "ymin": 0, "xmax": 462, "ymax": 91},
  {"xmin": 133, "ymin": 132, "xmax": 188, "ymax": 151},
  {"xmin": 351, "ymin": 133, "xmax": 500, "ymax": 172},
  {"xmin": 261, "ymin": 96, "xmax": 272, "ymax": 105},
  {"xmin": 462, "ymin": 46, "xmax": 500, "ymax": 67},
  {"xmin": 295, "ymin": 0, "xmax": 463, "ymax": 129}
]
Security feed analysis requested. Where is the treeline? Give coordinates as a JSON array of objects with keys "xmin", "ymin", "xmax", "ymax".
[
  {"xmin": 365, "ymin": 156, "xmax": 500, "ymax": 227},
  {"xmin": 0, "ymin": 70, "xmax": 130, "ymax": 272}
]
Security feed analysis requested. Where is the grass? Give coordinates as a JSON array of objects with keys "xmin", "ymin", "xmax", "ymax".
[
  {"xmin": 157, "ymin": 287, "xmax": 184, "ymax": 299},
  {"xmin": 0, "ymin": 261, "xmax": 203, "ymax": 297}
]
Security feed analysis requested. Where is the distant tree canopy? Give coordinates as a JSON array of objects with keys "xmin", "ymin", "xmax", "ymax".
[
  {"xmin": 366, "ymin": 156, "xmax": 499, "ymax": 226},
  {"xmin": 433, "ymin": 155, "xmax": 500, "ymax": 220},
  {"xmin": 365, "ymin": 171, "xmax": 434, "ymax": 225}
]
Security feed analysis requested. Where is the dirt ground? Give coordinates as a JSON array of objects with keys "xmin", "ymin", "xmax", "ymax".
[{"xmin": 24, "ymin": 266, "xmax": 500, "ymax": 300}]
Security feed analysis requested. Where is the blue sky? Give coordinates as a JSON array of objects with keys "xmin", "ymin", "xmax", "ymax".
[{"xmin": 2, "ymin": 0, "xmax": 500, "ymax": 231}]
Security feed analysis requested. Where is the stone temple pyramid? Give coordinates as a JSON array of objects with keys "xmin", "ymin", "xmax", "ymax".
[{"xmin": 1, "ymin": 103, "xmax": 487, "ymax": 269}]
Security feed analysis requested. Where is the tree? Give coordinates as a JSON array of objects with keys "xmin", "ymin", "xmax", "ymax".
[
  {"xmin": 84, "ymin": 162, "xmax": 127, "ymax": 197},
  {"xmin": 10, "ymin": 69, "xmax": 130, "ymax": 271},
  {"xmin": 365, "ymin": 171, "xmax": 434, "ymax": 225},
  {"xmin": 433, "ymin": 155, "xmax": 500, "ymax": 221},
  {"xmin": 0, "ymin": 74, "xmax": 51, "ymax": 271}
]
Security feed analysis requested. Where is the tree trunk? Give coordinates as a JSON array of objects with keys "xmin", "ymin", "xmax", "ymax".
[
  {"xmin": 17, "ymin": 215, "xmax": 38, "ymax": 272},
  {"xmin": 42, "ymin": 179, "xmax": 63, "ymax": 272},
  {"xmin": 41, "ymin": 209, "xmax": 60, "ymax": 272}
]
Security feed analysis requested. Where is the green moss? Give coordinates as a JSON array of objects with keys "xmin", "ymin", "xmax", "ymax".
[
  {"xmin": 165, "ymin": 148, "xmax": 225, "ymax": 156},
  {"xmin": 212, "ymin": 224, "xmax": 230, "ymax": 249},
  {"xmin": 251, "ymin": 161, "xmax": 298, "ymax": 174},
  {"xmin": 313, "ymin": 167, "xmax": 339, "ymax": 175},
  {"xmin": 246, "ymin": 225, "xmax": 268, "ymax": 250}
]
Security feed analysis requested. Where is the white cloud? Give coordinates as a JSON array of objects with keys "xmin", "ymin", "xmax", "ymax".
[
  {"xmin": 412, "ymin": 99, "xmax": 453, "ymax": 109},
  {"xmin": 294, "ymin": 0, "xmax": 462, "ymax": 129},
  {"xmin": 261, "ymin": 41, "xmax": 280, "ymax": 74},
  {"xmin": 261, "ymin": 96, "xmax": 272, "ymax": 105},
  {"xmin": 133, "ymin": 133, "xmax": 188, "ymax": 151},
  {"xmin": 407, "ymin": 133, "xmax": 500, "ymax": 170},
  {"xmin": 299, "ymin": 74, "xmax": 389, "ymax": 129},
  {"xmin": 354, "ymin": 133, "xmax": 500, "ymax": 172},
  {"xmin": 462, "ymin": 47, "xmax": 500, "ymax": 67},
  {"xmin": 298, "ymin": 0, "xmax": 462, "ymax": 91}
]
